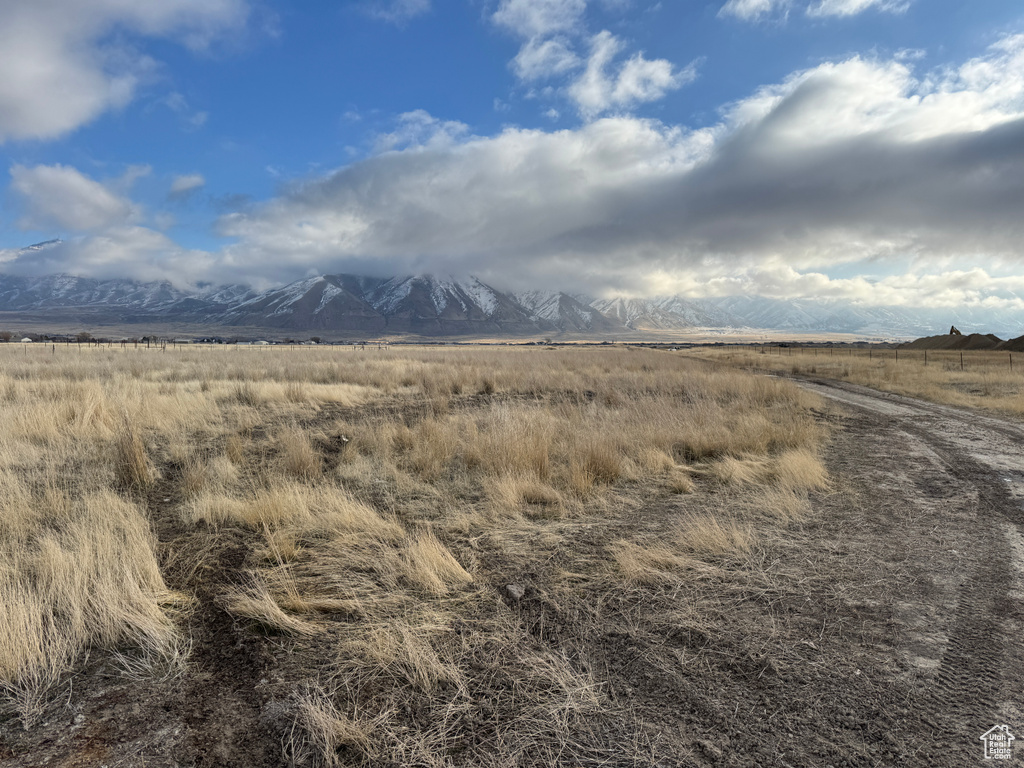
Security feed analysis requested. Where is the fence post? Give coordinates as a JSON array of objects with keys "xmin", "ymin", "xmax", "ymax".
[{"xmin": 960, "ymin": 352, "xmax": 964, "ymax": 371}]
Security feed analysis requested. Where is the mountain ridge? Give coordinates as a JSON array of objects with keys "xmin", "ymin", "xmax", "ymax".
[{"xmin": 0, "ymin": 269, "xmax": 1020, "ymax": 338}]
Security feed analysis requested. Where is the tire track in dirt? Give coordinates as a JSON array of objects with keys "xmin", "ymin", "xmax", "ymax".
[{"xmin": 794, "ymin": 377, "xmax": 1024, "ymax": 760}]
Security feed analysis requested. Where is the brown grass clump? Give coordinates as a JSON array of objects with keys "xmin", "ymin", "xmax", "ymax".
[
  {"xmin": 705, "ymin": 448, "xmax": 828, "ymax": 492},
  {"xmin": 179, "ymin": 454, "xmax": 209, "ymax": 498},
  {"xmin": 112, "ymin": 423, "xmax": 156, "ymax": 493},
  {"xmin": 225, "ymin": 432, "xmax": 247, "ymax": 464},
  {"xmin": 706, "ymin": 455, "xmax": 768, "ymax": 487},
  {"xmin": 486, "ymin": 474, "xmax": 565, "ymax": 516},
  {"xmin": 342, "ymin": 618, "xmax": 462, "ymax": 693},
  {"xmin": 667, "ymin": 469, "xmax": 694, "ymax": 494},
  {"xmin": 610, "ymin": 540, "xmax": 697, "ymax": 585},
  {"xmin": 185, "ymin": 484, "xmax": 402, "ymax": 541},
  {"xmin": 232, "ymin": 382, "xmax": 261, "ymax": 407},
  {"xmin": 770, "ymin": 448, "xmax": 830, "ymax": 491},
  {"xmin": 583, "ymin": 439, "xmax": 622, "ymax": 484},
  {"xmin": 674, "ymin": 514, "xmax": 753, "ymax": 558},
  {"xmin": 288, "ymin": 683, "xmax": 383, "ymax": 767},
  {"xmin": 277, "ymin": 426, "xmax": 322, "ymax": 480},
  {"xmin": 0, "ymin": 491, "xmax": 184, "ymax": 726},
  {"xmin": 757, "ymin": 487, "xmax": 815, "ymax": 522},
  {"xmin": 218, "ymin": 575, "xmax": 320, "ymax": 636},
  {"xmin": 400, "ymin": 530, "xmax": 473, "ymax": 596}
]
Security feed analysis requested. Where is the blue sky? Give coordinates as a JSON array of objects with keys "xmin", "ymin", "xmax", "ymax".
[{"xmin": 2, "ymin": 0, "xmax": 1024, "ymax": 307}]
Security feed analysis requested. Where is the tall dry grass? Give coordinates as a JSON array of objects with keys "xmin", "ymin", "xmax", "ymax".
[
  {"xmin": 696, "ymin": 345, "xmax": 1024, "ymax": 414},
  {"xmin": 0, "ymin": 487, "xmax": 185, "ymax": 727},
  {"xmin": 0, "ymin": 342, "xmax": 830, "ymax": 761}
]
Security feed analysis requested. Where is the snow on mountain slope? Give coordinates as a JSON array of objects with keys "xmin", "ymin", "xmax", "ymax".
[
  {"xmin": 1, "ymin": 255, "xmax": 1019, "ymax": 338},
  {"xmin": 207, "ymin": 273, "xmax": 550, "ymax": 334},
  {"xmin": 515, "ymin": 291, "xmax": 625, "ymax": 332},
  {"xmin": 589, "ymin": 296, "xmax": 739, "ymax": 330},
  {"xmin": 0, "ymin": 274, "xmax": 194, "ymax": 311},
  {"xmin": 369, "ymin": 275, "xmax": 505, "ymax": 318}
]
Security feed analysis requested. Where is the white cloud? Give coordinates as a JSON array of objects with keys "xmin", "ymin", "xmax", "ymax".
[
  {"xmin": 693, "ymin": 266, "xmax": 1024, "ymax": 310},
  {"xmin": 724, "ymin": 37, "xmax": 1024, "ymax": 144},
  {"xmin": 10, "ymin": 164, "xmax": 138, "ymax": 232},
  {"xmin": 720, "ymin": 0, "xmax": 908, "ymax": 20},
  {"xmin": 374, "ymin": 110, "xmax": 470, "ymax": 152},
  {"xmin": 0, "ymin": 0, "xmax": 247, "ymax": 143},
  {"xmin": 162, "ymin": 92, "xmax": 209, "ymax": 130},
  {"xmin": 718, "ymin": 0, "xmax": 790, "ymax": 21},
  {"xmin": 568, "ymin": 31, "xmax": 691, "ymax": 117},
  {"xmin": 0, "ymin": 226, "xmax": 216, "ymax": 287},
  {"xmin": 169, "ymin": 173, "xmax": 206, "ymax": 198},
  {"xmin": 493, "ymin": 3, "xmax": 690, "ymax": 118},
  {"xmin": 364, "ymin": 0, "xmax": 431, "ymax": 24},
  {"xmin": 512, "ymin": 37, "xmax": 581, "ymax": 81},
  {"xmin": 807, "ymin": 0, "xmax": 909, "ymax": 17},
  {"xmin": 493, "ymin": 0, "xmax": 587, "ymax": 39}
]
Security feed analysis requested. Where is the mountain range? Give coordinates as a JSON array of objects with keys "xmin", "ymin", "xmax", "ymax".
[{"xmin": 0, "ymin": 266, "xmax": 1021, "ymax": 339}]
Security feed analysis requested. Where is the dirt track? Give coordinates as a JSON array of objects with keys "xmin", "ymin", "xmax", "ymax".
[{"xmin": 781, "ymin": 376, "xmax": 1024, "ymax": 766}]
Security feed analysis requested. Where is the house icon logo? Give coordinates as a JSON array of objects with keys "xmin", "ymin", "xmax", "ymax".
[{"xmin": 980, "ymin": 724, "xmax": 1015, "ymax": 760}]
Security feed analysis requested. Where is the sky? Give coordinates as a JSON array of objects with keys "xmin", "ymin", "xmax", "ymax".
[{"xmin": 1, "ymin": 0, "xmax": 1024, "ymax": 308}]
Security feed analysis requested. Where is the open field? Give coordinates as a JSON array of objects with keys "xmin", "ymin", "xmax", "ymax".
[
  {"xmin": 1, "ymin": 344, "xmax": 1021, "ymax": 767},
  {"xmin": 693, "ymin": 345, "xmax": 1024, "ymax": 415},
  {"xmin": 0, "ymin": 344, "xmax": 831, "ymax": 766}
]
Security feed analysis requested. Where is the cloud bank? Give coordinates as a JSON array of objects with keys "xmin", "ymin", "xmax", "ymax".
[{"xmin": 5, "ymin": 34, "xmax": 1024, "ymax": 308}]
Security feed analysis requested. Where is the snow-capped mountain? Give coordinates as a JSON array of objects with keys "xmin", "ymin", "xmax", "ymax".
[
  {"xmin": 213, "ymin": 274, "xmax": 549, "ymax": 334},
  {"xmin": 0, "ymin": 274, "xmax": 195, "ymax": 312},
  {"xmin": 515, "ymin": 291, "xmax": 623, "ymax": 332},
  {"xmin": 592, "ymin": 296, "xmax": 737, "ymax": 330},
  {"xmin": 0, "ymin": 261, "xmax": 1020, "ymax": 338}
]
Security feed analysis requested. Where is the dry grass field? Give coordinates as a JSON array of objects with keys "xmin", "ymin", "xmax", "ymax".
[
  {"xmin": 0, "ymin": 343, "xmax": 835, "ymax": 766},
  {"xmin": 694, "ymin": 345, "xmax": 1024, "ymax": 415}
]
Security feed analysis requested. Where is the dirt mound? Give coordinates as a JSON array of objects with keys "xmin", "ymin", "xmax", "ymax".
[
  {"xmin": 901, "ymin": 333, "xmax": 1002, "ymax": 351},
  {"xmin": 997, "ymin": 334, "xmax": 1024, "ymax": 351}
]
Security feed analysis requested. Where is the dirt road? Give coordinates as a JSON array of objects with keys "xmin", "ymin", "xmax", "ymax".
[{"xmin": 781, "ymin": 376, "xmax": 1024, "ymax": 766}]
